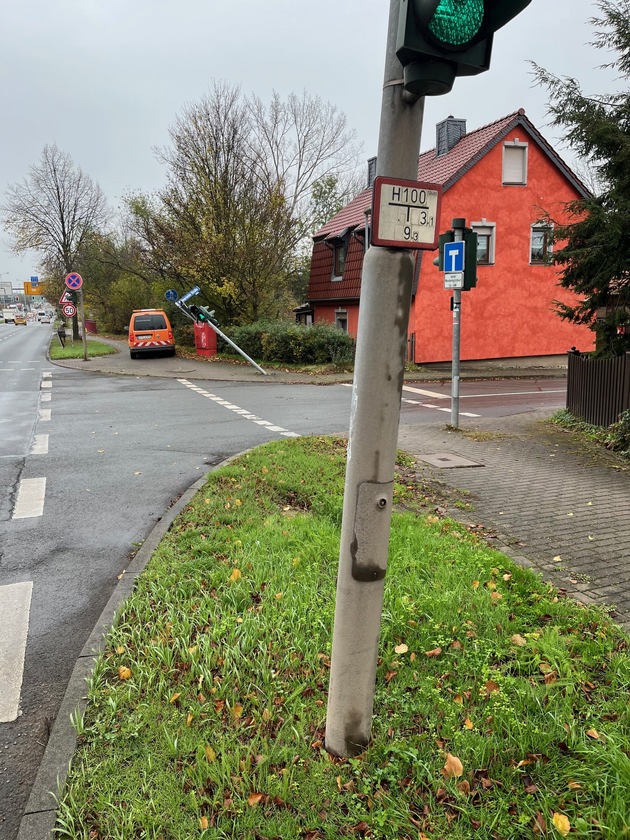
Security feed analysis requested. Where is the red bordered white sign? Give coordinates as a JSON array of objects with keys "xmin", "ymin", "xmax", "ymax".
[
  {"xmin": 62, "ymin": 303, "xmax": 77, "ymax": 318},
  {"xmin": 371, "ymin": 176, "xmax": 441, "ymax": 250}
]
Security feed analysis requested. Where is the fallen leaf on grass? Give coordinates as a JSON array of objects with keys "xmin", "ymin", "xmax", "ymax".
[
  {"xmin": 464, "ymin": 718, "xmax": 474, "ymax": 730},
  {"xmin": 229, "ymin": 568, "xmax": 242, "ymax": 583},
  {"xmin": 552, "ymin": 812, "xmax": 570, "ymax": 836},
  {"xmin": 586, "ymin": 728, "xmax": 600, "ymax": 740},
  {"xmin": 118, "ymin": 666, "xmax": 132, "ymax": 680},
  {"xmin": 424, "ymin": 647, "xmax": 442, "ymax": 658},
  {"xmin": 395, "ymin": 643, "xmax": 408, "ymax": 654},
  {"xmin": 568, "ymin": 780, "xmax": 582, "ymax": 790},
  {"xmin": 169, "ymin": 692, "xmax": 181, "ymax": 704},
  {"xmin": 511, "ymin": 634, "xmax": 527, "ymax": 647},
  {"xmin": 205, "ymin": 745, "xmax": 216, "ymax": 762},
  {"xmin": 199, "ymin": 816, "xmax": 209, "ymax": 829},
  {"xmin": 442, "ymin": 753, "xmax": 464, "ymax": 778},
  {"xmin": 247, "ymin": 792, "xmax": 265, "ymax": 808},
  {"xmin": 483, "ymin": 680, "xmax": 500, "ymax": 696}
]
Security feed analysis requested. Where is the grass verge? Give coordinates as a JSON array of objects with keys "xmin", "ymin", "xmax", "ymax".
[
  {"xmin": 49, "ymin": 338, "xmax": 119, "ymax": 360},
  {"xmin": 56, "ymin": 437, "xmax": 629, "ymax": 839}
]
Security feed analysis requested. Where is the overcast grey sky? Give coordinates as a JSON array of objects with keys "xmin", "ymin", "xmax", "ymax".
[{"xmin": 0, "ymin": 0, "xmax": 620, "ymax": 288}]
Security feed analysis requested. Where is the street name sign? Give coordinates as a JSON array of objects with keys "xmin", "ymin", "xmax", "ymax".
[{"xmin": 371, "ymin": 176, "xmax": 441, "ymax": 249}]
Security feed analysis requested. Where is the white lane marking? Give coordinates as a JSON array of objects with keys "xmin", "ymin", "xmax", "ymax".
[
  {"xmin": 42, "ymin": 371, "xmax": 52, "ymax": 378},
  {"xmin": 0, "ymin": 581, "xmax": 33, "ymax": 722},
  {"xmin": 41, "ymin": 381, "xmax": 52, "ymax": 389},
  {"xmin": 31, "ymin": 434, "xmax": 49, "ymax": 455},
  {"xmin": 13, "ymin": 478, "xmax": 46, "ymax": 519},
  {"xmin": 40, "ymin": 393, "xmax": 51, "ymax": 402},
  {"xmin": 39, "ymin": 409, "xmax": 51, "ymax": 422},
  {"xmin": 177, "ymin": 380, "xmax": 300, "ymax": 438},
  {"xmin": 402, "ymin": 385, "xmax": 450, "ymax": 399}
]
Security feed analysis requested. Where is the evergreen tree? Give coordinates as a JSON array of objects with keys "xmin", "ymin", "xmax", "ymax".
[{"xmin": 533, "ymin": 0, "xmax": 630, "ymax": 355}]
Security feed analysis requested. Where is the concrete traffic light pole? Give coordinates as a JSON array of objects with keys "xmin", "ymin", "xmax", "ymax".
[{"xmin": 325, "ymin": 0, "xmax": 426, "ymax": 758}]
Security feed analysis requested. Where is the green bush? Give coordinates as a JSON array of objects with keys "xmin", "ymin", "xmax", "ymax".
[
  {"xmin": 221, "ymin": 320, "xmax": 355, "ymax": 366},
  {"xmin": 606, "ymin": 408, "xmax": 630, "ymax": 456}
]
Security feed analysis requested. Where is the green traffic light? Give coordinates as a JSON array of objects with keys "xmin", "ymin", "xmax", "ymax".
[{"xmin": 428, "ymin": 0, "xmax": 484, "ymax": 47}]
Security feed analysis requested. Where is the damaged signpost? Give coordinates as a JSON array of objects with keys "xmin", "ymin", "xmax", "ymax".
[
  {"xmin": 325, "ymin": 0, "xmax": 533, "ymax": 758},
  {"xmin": 174, "ymin": 289, "xmax": 267, "ymax": 376}
]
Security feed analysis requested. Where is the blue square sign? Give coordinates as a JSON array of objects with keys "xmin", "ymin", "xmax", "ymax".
[{"xmin": 443, "ymin": 241, "xmax": 465, "ymax": 273}]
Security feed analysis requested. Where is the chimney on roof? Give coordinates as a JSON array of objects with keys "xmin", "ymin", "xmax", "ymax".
[
  {"xmin": 367, "ymin": 156, "xmax": 377, "ymax": 188},
  {"xmin": 436, "ymin": 116, "xmax": 466, "ymax": 157}
]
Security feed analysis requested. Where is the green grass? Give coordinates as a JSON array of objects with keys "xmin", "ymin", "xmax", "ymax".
[
  {"xmin": 49, "ymin": 338, "xmax": 119, "ymax": 360},
  {"xmin": 56, "ymin": 437, "xmax": 630, "ymax": 839}
]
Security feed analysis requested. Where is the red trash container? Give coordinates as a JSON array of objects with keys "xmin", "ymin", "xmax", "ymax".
[{"xmin": 194, "ymin": 322, "xmax": 217, "ymax": 357}]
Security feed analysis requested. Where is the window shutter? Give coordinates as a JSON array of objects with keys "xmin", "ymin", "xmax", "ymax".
[{"xmin": 503, "ymin": 145, "xmax": 527, "ymax": 184}]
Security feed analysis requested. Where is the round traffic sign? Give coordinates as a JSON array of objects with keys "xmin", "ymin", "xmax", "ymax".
[
  {"xmin": 62, "ymin": 303, "xmax": 77, "ymax": 318},
  {"xmin": 65, "ymin": 272, "xmax": 83, "ymax": 290},
  {"xmin": 165, "ymin": 289, "xmax": 179, "ymax": 301}
]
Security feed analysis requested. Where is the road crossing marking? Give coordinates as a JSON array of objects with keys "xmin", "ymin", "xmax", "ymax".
[
  {"xmin": 345, "ymin": 384, "xmax": 480, "ymax": 417},
  {"xmin": 31, "ymin": 434, "xmax": 49, "ymax": 455},
  {"xmin": 41, "ymin": 380, "xmax": 52, "ymax": 389},
  {"xmin": 38, "ymin": 408, "xmax": 51, "ymax": 422},
  {"xmin": 0, "ymin": 581, "xmax": 33, "ymax": 723},
  {"xmin": 13, "ymin": 478, "xmax": 46, "ymax": 519},
  {"xmin": 176, "ymin": 380, "xmax": 300, "ymax": 438},
  {"xmin": 40, "ymin": 392, "xmax": 51, "ymax": 402}
]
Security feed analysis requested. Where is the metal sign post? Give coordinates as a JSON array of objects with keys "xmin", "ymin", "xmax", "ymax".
[{"xmin": 448, "ymin": 220, "xmax": 466, "ymax": 428}]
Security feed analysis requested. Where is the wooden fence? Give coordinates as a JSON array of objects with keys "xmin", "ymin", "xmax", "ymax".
[{"xmin": 566, "ymin": 352, "xmax": 630, "ymax": 428}]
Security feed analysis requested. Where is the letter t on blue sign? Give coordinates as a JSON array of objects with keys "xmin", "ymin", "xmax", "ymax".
[{"xmin": 443, "ymin": 241, "xmax": 465, "ymax": 273}]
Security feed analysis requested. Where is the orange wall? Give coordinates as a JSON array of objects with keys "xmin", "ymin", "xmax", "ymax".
[
  {"xmin": 314, "ymin": 305, "xmax": 360, "ymax": 337},
  {"xmin": 411, "ymin": 130, "xmax": 594, "ymax": 363}
]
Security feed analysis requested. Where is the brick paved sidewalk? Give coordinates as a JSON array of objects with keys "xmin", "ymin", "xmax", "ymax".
[{"xmin": 398, "ymin": 411, "xmax": 630, "ymax": 633}]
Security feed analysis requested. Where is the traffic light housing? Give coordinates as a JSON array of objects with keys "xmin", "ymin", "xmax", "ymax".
[
  {"xmin": 189, "ymin": 304, "xmax": 219, "ymax": 326},
  {"xmin": 396, "ymin": 0, "xmax": 533, "ymax": 96}
]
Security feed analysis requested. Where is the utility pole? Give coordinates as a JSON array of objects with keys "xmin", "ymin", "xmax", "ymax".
[{"xmin": 325, "ymin": 0, "xmax": 425, "ymax": 758}]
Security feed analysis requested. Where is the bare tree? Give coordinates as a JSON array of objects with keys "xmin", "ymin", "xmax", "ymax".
[
  {"xmin": 248, "ymin": 89, "xmax": 362, "ymax": 246},
  {"xmin": 132, "ymin": 81, "xmax": 362, "ymax": 323},
  {"xmin": 2, "ymin": 143, "xmax": 110, "ymax": 274}
]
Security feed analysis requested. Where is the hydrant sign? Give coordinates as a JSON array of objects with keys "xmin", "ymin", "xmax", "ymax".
[{"xmin": 371, "ymin": 176, "xmax": 441, "ymax": 250}]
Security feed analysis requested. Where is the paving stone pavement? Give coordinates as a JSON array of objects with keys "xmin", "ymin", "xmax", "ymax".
[{"xmin": 398, "ymin": 410, "xmax": 630, "ymax": 634}]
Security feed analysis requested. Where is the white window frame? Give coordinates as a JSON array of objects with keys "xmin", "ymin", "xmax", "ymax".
[
  {"xmin": 530, "ymin": 222, "xmax": 553, "ymax": 264},
  {"xmin": 335, "ymin": 309, "xmax": 348, "ymax": 332},
  {"xmin": 502, "ymin": 141, "xmax": 528, "ymax": 185},
  {"xmin": 471, "ymin": 221, "xmax": 496, "ymax": 265}
]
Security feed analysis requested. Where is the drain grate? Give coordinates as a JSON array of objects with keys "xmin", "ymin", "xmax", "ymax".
[{"xmin": 418, "ymin": 452, "xmax": 484, "ymax": 469}]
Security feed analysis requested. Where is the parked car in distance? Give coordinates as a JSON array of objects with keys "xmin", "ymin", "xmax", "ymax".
[
  {"xmin": 14, "ymin": 313, "xmax": 27, "ymax": 325},
  {"xmin": 126, "ymin": 309, "xmax": 176, "ymax": 359}
]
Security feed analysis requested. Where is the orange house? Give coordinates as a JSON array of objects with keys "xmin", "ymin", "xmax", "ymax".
[{"xmin": 305, "ymin": 109, "xmax": 594, "ymax": 363}]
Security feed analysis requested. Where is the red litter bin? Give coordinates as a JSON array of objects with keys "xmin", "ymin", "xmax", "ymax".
[{"xmin": 194, "ymin": 321, "xmax": 217, "ymax": 357}]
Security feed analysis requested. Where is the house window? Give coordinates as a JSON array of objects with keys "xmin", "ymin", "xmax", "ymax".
[
  {"xmin": 530, "ymin": 224, "xmax": 553, "ymax": 264},
  {"xmin": 333, "ymin": 241, "xmax": 347, "ymax": 279},
  {"xmin": 471, "ymin": 222, "xmax": 496, "ymax": 265},
  {"xmin": 502, "ymin": 142, "xmax": 528, "ymax": 185},
  {"xmin": 335, "ymin": 310, "xmax": 348, "ymax": 332}
]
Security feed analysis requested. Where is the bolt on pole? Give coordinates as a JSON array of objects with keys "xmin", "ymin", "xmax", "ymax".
[{"xmin": 325, "ymin": 0, "xmax": 425, "ymax": 758}]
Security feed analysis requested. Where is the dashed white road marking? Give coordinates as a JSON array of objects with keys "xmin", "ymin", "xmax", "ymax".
[
  {"xmin": 30, "ymin": 434, "xmax": 49, "ymax": 455},
  {"xmin": 177, "ymin": 380, "xmax": 300, "ymax": 438},
  {"xmin": 13, "ymin": 478, "xmax": 46, "ymax": 519},
  {"xmin": 38, "ymin": 409, "xmax": 51, "ymax": 422},
  {"xmin": 40, "ymin": 392, "xmax": 51, "ymax": 402},
  {"xmin": 345, "ymin": 383, "xmax": 480, "ymax": 417},
  {"xmin": 0, "ymin": 581, "xmax": 33, "ymax": 722},
  {"xmin": 40, "ymin": 380, "xmax": 52, "ymax": 389}
]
